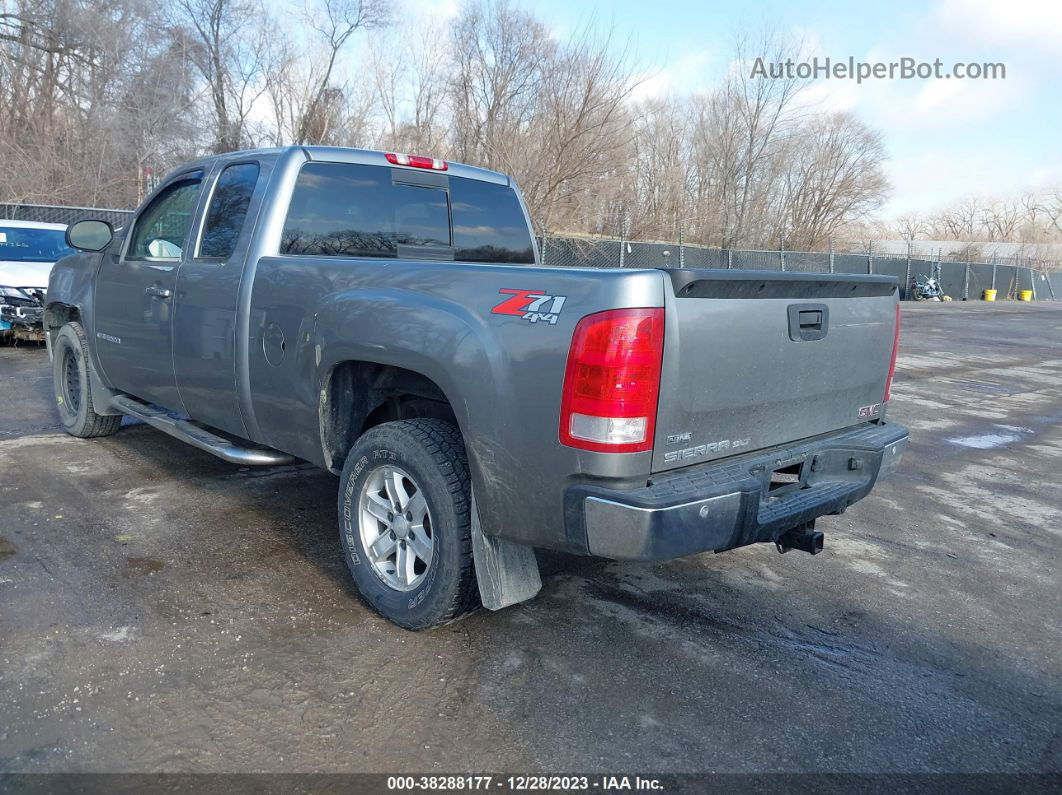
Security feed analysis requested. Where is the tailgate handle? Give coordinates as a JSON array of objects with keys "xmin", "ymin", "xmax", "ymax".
[{"xmin": 788, "ymin": 304, "xmax": 829, "ymax": 341}]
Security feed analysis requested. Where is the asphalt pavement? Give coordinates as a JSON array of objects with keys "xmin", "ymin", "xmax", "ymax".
[{"xmin": 0, "ymin": 302, "xmax": 1059, "ymax": 774}]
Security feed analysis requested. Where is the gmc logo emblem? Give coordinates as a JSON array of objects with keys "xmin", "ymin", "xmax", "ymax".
[{"xmin": 858, "ymin": 403, "xmax": 882, "ymax": 419}]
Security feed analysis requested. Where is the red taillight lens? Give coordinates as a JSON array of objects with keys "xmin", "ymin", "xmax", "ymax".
[
  {"xmin": 884, "ymin": 303, "xmax": 901, "ymax": 402},
  {"xmin": 559, "ymin": 308, "xmax": 665, "ymax": 453},
  {"xmin": 385, "ymin": 152, "xmax": 448, "ymax": 170}
]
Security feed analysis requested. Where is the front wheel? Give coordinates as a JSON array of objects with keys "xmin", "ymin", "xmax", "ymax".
[
  {"xmin": 52, "ymin": 322, "xmax": 122, "ymax": 438},
  {"xmin": 338, "ymin": 419, "xmax": 480, "ymax": 630}
]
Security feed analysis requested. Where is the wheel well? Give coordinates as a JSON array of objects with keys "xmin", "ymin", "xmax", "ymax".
[
  {"xmin": 320, "ymin": 362, "xmax": 459, "ymax": 472},
  {"xmin": 44, "ymin": 303, "xmax": 80, "ymax": 331}
]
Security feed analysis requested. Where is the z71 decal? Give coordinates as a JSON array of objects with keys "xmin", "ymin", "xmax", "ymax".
[{"xmin": 492, "ymin": 289, "xmax": 567, "ymax": 325}]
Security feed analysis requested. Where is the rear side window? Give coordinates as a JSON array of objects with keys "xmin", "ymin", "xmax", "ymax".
[
  {"xmin": 200, "ymin": 162, "xmax": 260, "ymax": 259},
  {"xmin": 281, "ymin": 163, "xmax": 450, "ymax": 258},
  {"xmin": 450, "ymin": 177, "xmax": 535, "ymax": 264}
]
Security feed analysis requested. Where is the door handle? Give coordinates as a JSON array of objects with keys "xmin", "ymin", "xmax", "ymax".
[
  {"xmin": 787, "ymin": 303, "xmax": 829, "ymax": 341},
  {"xmin": 145, "ymin": 286, "xmax": 172, "ymax": 299}
]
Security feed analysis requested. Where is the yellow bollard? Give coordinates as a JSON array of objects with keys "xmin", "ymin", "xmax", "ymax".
[
  {"xmin": 1018, "ymin": 290, "xmax": 1033, "ymax": 301},
  {"xmin": 982, "ymin": 289, "xmax": 997, "ymax": 301}
]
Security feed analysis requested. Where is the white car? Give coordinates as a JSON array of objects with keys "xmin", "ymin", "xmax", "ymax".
[{"xmin": 1, "ymin": 219, "xmax": 74, "ymax": 340}]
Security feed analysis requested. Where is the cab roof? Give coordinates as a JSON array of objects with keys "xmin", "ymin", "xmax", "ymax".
[{"xmin": 184, "ymin": 146, "xmax": 511, "ymax": 186}]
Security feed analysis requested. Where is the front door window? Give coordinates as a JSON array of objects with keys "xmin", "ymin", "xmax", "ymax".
[{"xmin": 127, "ymin": 175, "xmax": 203, "ymax": 260}]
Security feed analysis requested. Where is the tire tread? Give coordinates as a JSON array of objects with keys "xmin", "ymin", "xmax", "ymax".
[
  {"xmin": 343, "ymin": 417, "xmax": 480, "ymax": 630},
  {"xmin": 58, "ymin": 322, "xmax": 122, "ymax": 438},
  {"xmin": 403, "ymin": 418, "xmax": 481, "ymax": 626}
]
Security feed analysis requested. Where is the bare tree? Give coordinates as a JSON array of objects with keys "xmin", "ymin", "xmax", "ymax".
[
  {"xmin": 1, "ymin": 0, "xmax": 203, "ymax": 205},
  {"xmin": 2, "ymin": 0, "xmax": 899, "ymax": 249},
  {"xmin": 449, "ymin": 2, "xmax": 637, "ymax": 232},
  {"xmin": 689, "ymin": 30, "xmax": 807, "ymax": 247},
  {"xmin": 169, "ymin": 0, "xmax": 271, "ymax": 153},
  {"xmin": 779, "ymin": 112, "xmax": 889, "ymax": 249},
  {"xmin": 895, "ymin": 214, "xmax": 927, "ymax": 242},
  {"xmin": 629, "ymin": 98, "xmax": 689, "ymax": 240},
  {"xmin": 293, "ymin": 0, "xmax": 389, "ymax": 145}
]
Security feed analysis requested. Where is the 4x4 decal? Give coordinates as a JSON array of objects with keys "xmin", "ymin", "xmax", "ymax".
[{"xmin": 491, "ymin": 288, "xmax": 567, "ymax": 325}]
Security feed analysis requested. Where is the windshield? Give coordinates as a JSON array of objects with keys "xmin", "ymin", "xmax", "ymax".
[{"xmin": 0, "ymin": 226, "xmax": 75, "ymax": 263}]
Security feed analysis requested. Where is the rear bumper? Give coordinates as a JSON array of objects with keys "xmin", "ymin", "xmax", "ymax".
[{"xmin": 566, "ymin": 421, "xmax": 908, "ymax": 561}]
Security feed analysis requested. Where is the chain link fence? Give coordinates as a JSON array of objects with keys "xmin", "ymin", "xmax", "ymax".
[
  {"xmin": 538, "ymin": 234, "xmax": 1061, "ymax": 301},
  {"xmin": 3, "ymin": 203, "xmax": 1059, "ymax": 300},
  {"xmin": 1, "ymin": 202, "xmax": 135, "ymax": 230}
]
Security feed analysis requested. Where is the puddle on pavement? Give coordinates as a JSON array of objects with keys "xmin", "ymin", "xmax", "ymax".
[
  {"xmin": 948, "ymin": 424, "xmax": 1036, "ymax": 449},
  {"xmin": 125, "ymin": 557, "xmax": 164, "ymax": 576},
  {"xmin": 0, "ymin": 537, "xmax": 14, "ymax": 560}
]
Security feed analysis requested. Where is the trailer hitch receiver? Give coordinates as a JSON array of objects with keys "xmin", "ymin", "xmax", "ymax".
[{"xmin": 775, "ymin": 522, "xmax": 824, "ymax": 555}]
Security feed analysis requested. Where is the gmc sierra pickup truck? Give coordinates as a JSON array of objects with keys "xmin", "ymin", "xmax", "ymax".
[{"xmin": 47, "ymin": 146, "xmax": 907, "ymax": 630}]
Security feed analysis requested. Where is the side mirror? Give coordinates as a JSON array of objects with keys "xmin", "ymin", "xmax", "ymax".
[{"xmin": 66, "ymin": 219, "xmax": 113, "ymax": 252}]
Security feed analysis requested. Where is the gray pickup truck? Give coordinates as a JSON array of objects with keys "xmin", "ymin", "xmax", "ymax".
[{"xmin": 47, "ymin": 146, "xmax": 908, "ymax": 629}]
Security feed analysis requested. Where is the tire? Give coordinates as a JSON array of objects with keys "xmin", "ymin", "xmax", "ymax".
[
  {"xmin": 338, "ymin": 418, "xmax": 480, "ymax": 630},
  {"xmin": 52, "ymin": 322, "xmax": 122, "ymax": 438}
]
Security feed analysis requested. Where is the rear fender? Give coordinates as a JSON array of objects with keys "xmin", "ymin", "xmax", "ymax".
[{"xmin": 314, "ymin": 288, "xmax": 510, "ymax": 528}]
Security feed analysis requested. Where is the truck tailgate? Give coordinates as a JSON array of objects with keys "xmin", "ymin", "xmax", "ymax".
[{"xmin": 652, "ymin": 269, "xmax": 899, "ymax": 473}]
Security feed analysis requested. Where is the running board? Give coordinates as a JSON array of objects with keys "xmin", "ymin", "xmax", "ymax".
[{"xmin": 110, "ymin": 395, "xmax": 294, "ymax": 466}]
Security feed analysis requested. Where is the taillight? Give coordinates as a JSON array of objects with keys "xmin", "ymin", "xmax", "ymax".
[
  {"xmin": 385, "ymin": 152, "xmax": 448, "ymax": 171},
  {"xmin": 559, "ymin": 308, "xmax": 665, "ymax": 453},
  {"xmin": 884, "ymin": 303, "xmax": 901, "ymax": 401}
]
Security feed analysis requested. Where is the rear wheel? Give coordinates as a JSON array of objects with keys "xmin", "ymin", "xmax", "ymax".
[
  {"xmin": 52, "ymin": 322, "xmax": 122, "ymax": 438},
  {"xmin": 338, "ymin": 419, "xmax": 480, "ymax": 630}
]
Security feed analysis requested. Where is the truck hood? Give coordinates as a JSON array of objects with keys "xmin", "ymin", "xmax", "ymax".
[{"xmin": 0, "ymin": 260, "xmax": 53, "ymax": 289}]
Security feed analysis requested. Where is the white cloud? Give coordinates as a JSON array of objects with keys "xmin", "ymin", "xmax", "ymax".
[
  {"xmin": 933, "ymin": 0, "xmax": 1062, "ymax": 52},
  {"xmin": 628, "ymin": 49, "xmax": 714, "ymax": 103},
  {"xmin": 401, "ymin": 0, "xmax": 460, "ymax": 20},
  {"xmin": 885, "ymin": 150, "xmax": 1062, "ymax": 215}
]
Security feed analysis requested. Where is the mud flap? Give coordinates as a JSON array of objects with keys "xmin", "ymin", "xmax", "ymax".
[{"xmin": 471, "ymin": 492, "xmax": 542, "ymax": 611}]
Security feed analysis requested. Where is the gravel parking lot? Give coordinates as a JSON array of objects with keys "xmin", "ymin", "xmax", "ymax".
[{"xmin": 1, "ymin": 302, "xmax": 1059, "ymax": 775}]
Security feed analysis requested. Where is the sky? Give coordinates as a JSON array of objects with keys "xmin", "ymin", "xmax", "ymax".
[{"xmin": 410, "ymin": 0, "xmax": 1062, "ymax": 218}]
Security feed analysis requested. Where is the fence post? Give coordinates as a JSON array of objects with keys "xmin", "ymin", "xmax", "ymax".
[
  {"xmin": 868, "ymin": 240, "xmax": 873, "ymax": 274},
  {"xmin": 727, "ymin": 248, "xmax": 733, "ymax": 269},
  {"xmin": 780, "ymin": 239, "xmax": 786, "ymax": 271},
  {"xmin": 905, "ymin": 242, "xmax": 912, "ymax": 300},
  {"xmin": 829, "ymin": 239, "xmax": 835, "ymax": 273},
  {"xmin": 963, "ymin": 253, "xmax": 970, "ymax": 301},
  {"xmin": 991, "ymin": 262, "xmax": 997, "ymax": 291},
  {"xmin": 541, "ymin": 233, "xmax": 549, "ymax": 266},
  {"xmin": 618, "ymin": 232, "xmax": 625, "ymax": 269},
  {"xmin": 678, "ymin": 226, "xmax": 685, "ymax": 268}
]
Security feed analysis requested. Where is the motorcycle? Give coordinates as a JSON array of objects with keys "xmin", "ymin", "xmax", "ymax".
[{"xmin": 910, "ymin": 275, "xmax": 946, "ymax": 302}]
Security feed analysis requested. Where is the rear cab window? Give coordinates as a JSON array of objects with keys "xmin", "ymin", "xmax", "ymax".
[
  {"xmin": 450, "ymin": 178, "xmax": 535, "ymax": 264},
  {"xmin": 280, "ymin": 162, "xmax": 535, "ymax": 264}
]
